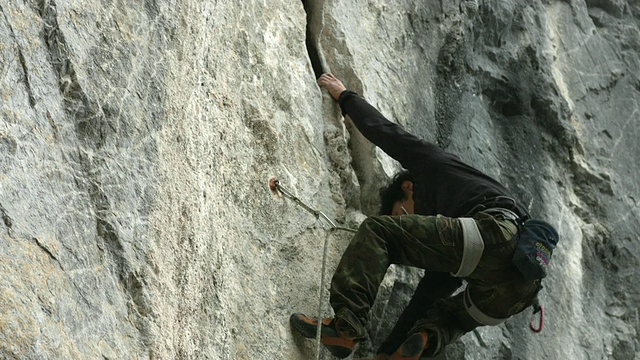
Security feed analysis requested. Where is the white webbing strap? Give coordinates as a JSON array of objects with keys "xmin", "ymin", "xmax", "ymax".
[
  {"xmin": 452, "ymin": 217, "xmax": 484, "ymax": 277},
  {"xmin": 464, "ymin": 288, "xmax": 508, "ymax": 326}
]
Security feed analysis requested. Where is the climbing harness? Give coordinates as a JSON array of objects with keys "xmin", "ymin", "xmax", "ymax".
[
  {"xmin": 452, "ymin": 218, "xmax": 485, "ymax": 278},
  {"xmin": 269, "ymin": 178, "xmax": 356, "ymax": 359},
  {"xmin": 463, "ymin": 287, "xmax": 508, "ymax": 326}
]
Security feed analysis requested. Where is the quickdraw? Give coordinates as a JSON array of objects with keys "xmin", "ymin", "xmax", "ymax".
[{"xmin": 269, "ymin": 178, "xmax": 356, "ymax": 234}]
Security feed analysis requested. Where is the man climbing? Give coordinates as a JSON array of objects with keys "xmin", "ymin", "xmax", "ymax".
[{"xmin": 290, "ymin": 73, "xmax": 558, "ymax": 359}]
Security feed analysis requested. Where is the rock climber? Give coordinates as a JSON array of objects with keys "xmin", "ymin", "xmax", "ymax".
[{"xmin": 290, "ymin": 73, "xmax": 559, "ymax": 359}]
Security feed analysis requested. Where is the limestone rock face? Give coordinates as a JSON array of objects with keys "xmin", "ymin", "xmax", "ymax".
[{"xmin": 1, "ymin": 1, "xmax": 639, "ymax": 359}]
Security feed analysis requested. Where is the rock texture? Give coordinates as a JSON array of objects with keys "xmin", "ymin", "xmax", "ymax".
[{"xmin": 1, "ymin": 0, "xmax": 639, "ymax": 359}]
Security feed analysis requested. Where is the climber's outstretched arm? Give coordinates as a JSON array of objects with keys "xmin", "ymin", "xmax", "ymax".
[{"xmin": 317, "ymin": 73, "xmax": 450, "ymax": 172}]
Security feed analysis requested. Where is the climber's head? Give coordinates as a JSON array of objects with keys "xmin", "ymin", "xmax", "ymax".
[{"xmin": 379, "ymin": 171, "xmax": 415, "ymax": 216}]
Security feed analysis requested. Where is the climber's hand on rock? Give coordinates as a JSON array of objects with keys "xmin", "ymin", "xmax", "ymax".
[{"xmin": 317, "ymin": 73, "xmax": 347, "ymax": 101}]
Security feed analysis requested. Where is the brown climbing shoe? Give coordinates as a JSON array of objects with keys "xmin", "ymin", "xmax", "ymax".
[
  {"xmin": 290, "ymin": 313, "xmax": 356, "ymax": 358},
  {"xmin": 390, "ymin": 332, "xmax": 428, "ymax": 360}
]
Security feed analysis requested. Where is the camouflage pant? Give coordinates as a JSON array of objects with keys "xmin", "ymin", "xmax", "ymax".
[{"xmin": 329, "ymin": 212, "xmax": 540, "ymax": 351}]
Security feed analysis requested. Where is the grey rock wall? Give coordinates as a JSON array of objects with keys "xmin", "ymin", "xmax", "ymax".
[{"xmin": 1, "ymin": 0, "xmax": 639, "ymax": 359}]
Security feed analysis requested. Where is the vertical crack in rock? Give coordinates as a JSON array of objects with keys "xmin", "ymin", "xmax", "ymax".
[
  {"xmin": 301, "ymin": 0, "xmax": 324, "ymax": 78},
  {"xmin": 38, "ymin": 0, "xmax": 151, "ymax": 345},
  {"xmin": 40, "ymin": 0, "xmax": 110, "ymax": 149},
  {"xmin": 300, "ymin": 0, "xmax": 366, "ymax": 213},
  {"xmin": 17, "ymin": 48, "xmax": 36, "ymax": 108},
  {"xmin": 40, "ymin": 0, "xmax": 119, "ymax": 264},
  {"xmin": 87, "ymin": 167, "xmax": 152, "ymax": 342},
  {"xmin": 1, "ymin": 7, "xmax": 36, "ymax": 108}
]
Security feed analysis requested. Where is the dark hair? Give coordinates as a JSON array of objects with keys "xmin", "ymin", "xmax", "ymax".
[{"xmin": 379, "ymin": 171, "xmax": 414, "ymax": 215}]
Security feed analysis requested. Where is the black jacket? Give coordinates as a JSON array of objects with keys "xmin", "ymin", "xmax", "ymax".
[{"xmin": 338, "ymin": 90, "xmax": 529, "ymax": 219}]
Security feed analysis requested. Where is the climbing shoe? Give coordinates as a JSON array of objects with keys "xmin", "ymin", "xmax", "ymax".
[
  {"xmin": 390, "ymin": 332, "xmax": 428, "ymax": 360},
  {"xmin": 290, "ymin": 313, "xmax": 356, "ymax": 358}
]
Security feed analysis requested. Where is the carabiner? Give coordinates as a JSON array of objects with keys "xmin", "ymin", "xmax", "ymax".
[{"xmin": 529, "ymin": 305, "xmax": 544, "ymax": 333}]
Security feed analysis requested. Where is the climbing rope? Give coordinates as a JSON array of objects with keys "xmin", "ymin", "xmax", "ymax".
[
  {"xmin": 269, "ymin": 178, "xmax": 356, "ymax": 359},
  {"xmin": 315, "ymin": 230, "xmax": 333, "ymax": 359}
]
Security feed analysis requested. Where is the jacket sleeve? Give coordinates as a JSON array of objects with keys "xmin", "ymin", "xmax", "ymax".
[{"xmin": 338, "ymin": 90, "xmax": 448, "ymax": 171}]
